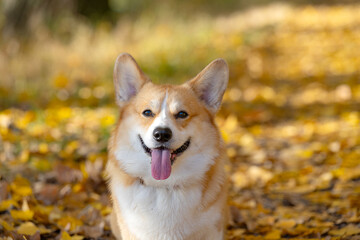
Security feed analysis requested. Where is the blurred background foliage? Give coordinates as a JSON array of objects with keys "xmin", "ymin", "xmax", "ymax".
[
  {"xmin": 1, "ymin": 0, "xmax": 360, "ymax": 239},
  {"xmin": 1, "ymin": 0, "xmax": 360, "ymax": 113}
]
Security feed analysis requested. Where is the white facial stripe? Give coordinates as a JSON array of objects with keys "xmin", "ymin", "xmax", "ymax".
[
  {"xmin": 144, "ymin": 91, "xmax": 177, "ymax": 148},
  {"xmin": 156, "ymin": 91, "xmax": 170, "ymax": 127},
  {"xmin": 160, "ymin": 91, "xmax": 168, "ymax": 119}
]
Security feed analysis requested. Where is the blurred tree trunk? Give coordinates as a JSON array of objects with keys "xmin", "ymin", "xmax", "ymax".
[
  {"xmin": 1, "ymin": 0, "xmax": 113, "ymax": 41},
  {"xmin": 2, "ymin": 0, "xmax": 75, "ymax": 41}
]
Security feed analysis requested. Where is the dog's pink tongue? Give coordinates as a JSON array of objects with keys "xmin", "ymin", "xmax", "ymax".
[{"xmin": 151, "ymin": 149, "xmax": 171, "ymax": 180}]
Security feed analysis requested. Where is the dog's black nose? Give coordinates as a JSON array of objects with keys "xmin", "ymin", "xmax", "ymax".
[{"xmin": 153, "ymin": 127, "xmax": 172, "ymax": 142}]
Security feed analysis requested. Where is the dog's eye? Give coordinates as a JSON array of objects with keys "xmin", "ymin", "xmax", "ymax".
[
  {"xmin": 142, "ymin": 109, "xmax": 154, "ymax": 117},
  {"xmin": 175, "ymin": 111, "xmax": 188, "ymax": 119}
]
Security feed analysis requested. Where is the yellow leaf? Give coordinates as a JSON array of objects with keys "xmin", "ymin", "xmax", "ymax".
[
  {"xmin": 57, "ymin": 107, "xmax": 72, "ymax": 120},
  {"xmin": 10, "ymin": 175, "xmax": 33, "ymax": 197},
  {"xmin": 57, "ymin": 216, "xmax": 82, "ymax": 232},
  {"xmin": 329, "ymin": 224, "xmax": 360, "ymax": 236},
  {"xmin": 231, "ymin": 171, "xmax": 248, "ymax": 189},
  {"xmin": 17, "ymin": 221, "xmax": 39, "ymax": 235},
  {"xmin": 100, "ymin": 206, "xmax": 112, "ymax": 216},
  {"xmin": 0, "ymin": 199, "xmax": 19, "ymax": 211},
  {"xmin": 257, "ymin": 216, "xmax": 276, "ymax": 226},
  {"xmin": 12, "ymin": 185, "xmax": 32, "ymax": 197},
  {"xmin": 61, "ymin": 232, "xmax": 84, "ymax": 240},
  {"xmin": 71, "ymin": 235, "xmax": 84, "ymax": 240},
  {"xmin": 223, "ymin": 115, "xmax": 238, "ymax": 132},
  {"xmin": 38, "ymin": 143, "xmax": 49, "ymax": 154},
  {"xmin": 100, "ymin": 115, "xmax": 115, "ymax": 127},
  {"xmin": 80, "ymin": 162, "xmax": 88, "ymax": 180},
  {"xmin": 72, "ymin": 183, "xmax": 83, "ymax": 193},
  {"xmin": 31, "ymin": 158, "xmax": 52, "ymax": 171},
  {"xmin": 34, "ymin": 204, "xmax": 53, "ymax": 215},
  {"xmin": 220, "ymin": 130, "xmax": 230, "ymax": 143},
  {"xmin": 19, "ymin": 150, "xmax": 30, "ymax": 163},
  {"xmin": 65, "ymin": 141, "xmax": 79, "ymax": 155},
  {"xmin": 10, "ymin": 210, "xmax": 34, "ymax": 220},
  {"xmin": 61, "ymin": 231, "xmax": 72, "ymax": 240},
  {"xmin": 265, "ymin": 229, "xmax": 282, "ymax": 239},
  {"xmin": 275, "ymin": 219, "xmax": 297, "ymax": 229},
  {"xmin": 230, "ymin": 228, "xmax": 246, "ymax": 237},
  {"xmin": 226, "ymin": 147, "xmax": 237, "ymax": 158},
  {"xmin": 53, "ymin": 74, "xmax": 69, "ymax": 88},
  {"xmin": 298, "ymin": 149, "xmax": 313, "ymax": 158},
  {"xmin": 0, "ymin": 219, "xmax": 14, "ymax": 231},
  {"xmin": 38, "ymin": 225, "xmax": 51, "ymax": 234},
  {"xmin": 15, "ymin": 111, "xmax": 35, "ymax": 129}
]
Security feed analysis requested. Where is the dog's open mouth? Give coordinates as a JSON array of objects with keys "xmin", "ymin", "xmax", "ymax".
[{"xmin": 138, "ymin": 135, "xmax": 190, "ymax": 180}]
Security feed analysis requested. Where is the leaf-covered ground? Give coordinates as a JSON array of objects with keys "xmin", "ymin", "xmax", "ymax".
[{"xmin": 1, "ymin": 3, "xmax": 360, "ymax": 240}]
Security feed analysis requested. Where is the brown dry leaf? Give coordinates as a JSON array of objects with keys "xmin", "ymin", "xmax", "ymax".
[
  {"xmin": 0, "ymin": 181, "xmax": 9, "ymax": 201},
  {"xmin": 29, "ymin": 231, "xmax": 41, "ymax": 240},
  {"xmin": 36, "ymin": 183, "xmax": 60, "ymax": 205},
  {"xmin": 54, "ymin": 164, "xmax": 82, "ymax": 183},
  {"xmin": 84, "ymin": 158, "xmax": 103, "ymax": 182},
  {"xmin": 78, "ymin": 205, "xmax": 101, "ymax": 225},
  {"xmin": 80, "ymin": 222, "xmax": 104, "ymax": 238},
  {"xmin": 9, "ymin": 231, "xmax": 27, "ymax": 240},
  {"xmin": 54, "ymin": 164, "xmax": 83, "ymax": 184}
]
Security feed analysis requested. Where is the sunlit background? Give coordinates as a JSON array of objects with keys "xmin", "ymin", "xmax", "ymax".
[{"xmin": 1, "ymin": 0, "xmax": 360, "ymax": 239}]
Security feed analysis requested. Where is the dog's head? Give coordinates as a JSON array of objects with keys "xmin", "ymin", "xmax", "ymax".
[{"xmin": 111, "ymin": 53, "xmax": 228, "ymax": 186}]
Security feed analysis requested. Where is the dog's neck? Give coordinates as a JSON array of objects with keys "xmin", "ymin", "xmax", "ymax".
[
  {"xmin": 138, "ymin": 177, "xmax": 145, "ymax": 185},
  {"xmin": 138, "ymin": 177, "xmax": 184, "ymax": 190}
]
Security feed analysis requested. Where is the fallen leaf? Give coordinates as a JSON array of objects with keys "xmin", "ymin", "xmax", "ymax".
[
  {"xmin": 36, "ymin": 183, "xmax": 60, "ymax": 205},
  {"xmin": 10, "ymin": 209, "xmax": 34, "ymax": 220},
  {"xmin": 80, "ymin": 222, "xmax": 104, "ymax": 238},
  {"xmin": 57, "ymin": 216, "xmax": 83, "ymax": 232},
  {"xmin": 10, "ymin": 175, "xmax": 33, "ymax": 197},
  {"xmin": 275, "ymin": 219, "xmax": 297, "ymax": 229},
  {"xmin": 29, "ymin": 231, "xmax": 41, "ymax": 240},
  {"xmin": 17, "ymin": 222, "xmax": 39, "ymax": 235},
  {"xmin": 265, "ymin": 229, "xmax": 282, "ymax": 239},
  {"xmin": 0, "ymin": 181, "xmax": 9, "ymax": 201},
  {"xmin": 329, "ymin": 224, "xmax": 360, "ymax": 236},
  {"xmin": 60, "ymin": 231, "xmax": 84, "ymax": 240},
  {"xmin": 0, "ymin": 199, "xmax": 19, "ymax": 211},
  {"xmin": 54, "ymin": 164, "xmax": 82, "ymax": 184},
  {"xmin": 0, "ymin": 219, "xmax": 14, "ymax": 231}
]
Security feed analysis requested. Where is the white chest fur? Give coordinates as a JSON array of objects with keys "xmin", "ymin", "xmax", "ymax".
[{"xmin": 113, "ymin": 181, "xmax": 223, "ymax": 240}]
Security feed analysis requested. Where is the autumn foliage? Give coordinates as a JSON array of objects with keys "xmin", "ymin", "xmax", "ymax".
[{"xmin": 1, "ymin": 2, "xmax": 360, "ymax": 240}]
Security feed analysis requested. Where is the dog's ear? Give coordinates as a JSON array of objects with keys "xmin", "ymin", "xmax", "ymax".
[
  {"xmin": 186, "ymin": 58, "xmax": 229, "ymax": 114},
  {"xmin": 113, "ymin": 53, "xmax": 149, "ymax": 106}
]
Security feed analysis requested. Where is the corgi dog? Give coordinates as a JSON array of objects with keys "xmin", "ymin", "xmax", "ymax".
[{"xmin": 106, "ymin": 53, "xmax": 229, "ymax": 240}]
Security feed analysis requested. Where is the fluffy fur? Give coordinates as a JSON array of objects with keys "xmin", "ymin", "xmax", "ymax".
[{"xmin": 106, "ymin": 53, "xmax": 229, "ymax": 240}]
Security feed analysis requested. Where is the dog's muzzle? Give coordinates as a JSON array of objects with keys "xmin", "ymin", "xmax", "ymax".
[{"xmin": 138, "ymin": 135, "xmax": 190, "ymax": 163}]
